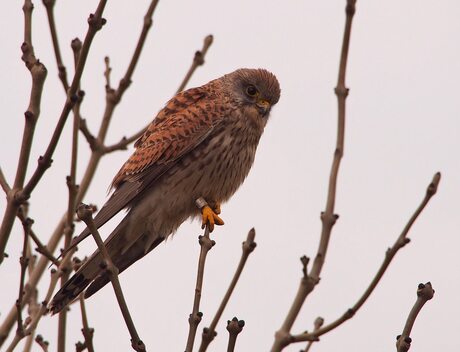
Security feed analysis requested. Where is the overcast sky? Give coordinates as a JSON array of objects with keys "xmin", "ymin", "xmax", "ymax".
[{"xmin": 1, "ymin": 1, "xmax": 459, "ymax": 351}]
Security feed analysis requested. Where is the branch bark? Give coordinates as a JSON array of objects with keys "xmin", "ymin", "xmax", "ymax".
[
  {"xmin": 396, "ymin": 282, "xmax": 435, "ymax": 352},
  {"xmin": 76, "ymin": 293, "xmax": 95, "ymax": 352},
  {"xmin": 177, "ymin": 35, "xmax": 213, "ymax": 93},
  {"xmin": 58, "ymin": 29, "xmax": 84, "ymax": 352},
  {"xmin": 0, "ymin": 0, "xmax": 47, "ymax": 264},
  {"xmin": 301, "ymin": 317, "xmax": 324, "ymax": 352},
  {"xmin": 0, "ymin": 0, "xmax": 108, "ymax": 264},
  {"xmin": 0, "ymin": 217, "xmax": 65, "ymax": 346},
  {"xmin": 0, "ymin": 1, "xmax": 161, "ymax": 344},
  {"xmin": 198, "ymin": 228, "xmax": 256, "ymax": 352},
  {"xmin": 185, "ymin": 225, "xmax": 215, "ymax": 352},
  {"xmin": 226, "ymin": 317, "xmax": 244, "ymax": 352},
  {"xmin": 6, "ymin": 266, "xmax": 61, "ymax": 351},
  {"xmin": 43, "ymin": 0, "xmax": 69, "ymax": 91},
  {"xmin": 287, "ymin": 173, "xmax": 440, "ymax": 344},
  {"xmin": 272, "ymin": 2, "xmax": 357, "ymax": 350},
  {"xmin": 77, "ymin": 204, "xmax": 146, "ymax": 352}
]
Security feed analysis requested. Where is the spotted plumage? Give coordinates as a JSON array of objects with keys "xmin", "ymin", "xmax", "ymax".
[{"xmin": 50, "ymin": 68, "xmax": 281, "ymax": 314}]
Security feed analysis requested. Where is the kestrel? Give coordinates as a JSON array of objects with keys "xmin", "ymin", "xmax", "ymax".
[{"xmin": 50, "ymin": 68, "xmax": 280, "ymax": 313}]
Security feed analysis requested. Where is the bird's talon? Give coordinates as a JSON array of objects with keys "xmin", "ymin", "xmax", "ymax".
[{"xmin": 201, "ymin": 205, "xmax": 224, "ymax": 232}]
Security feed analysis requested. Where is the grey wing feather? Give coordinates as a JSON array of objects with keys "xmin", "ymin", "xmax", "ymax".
[{"xmin": 61, "ymin": 163, "xmax": 169, "ymax": 258}]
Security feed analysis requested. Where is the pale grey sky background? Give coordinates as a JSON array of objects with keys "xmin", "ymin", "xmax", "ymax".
[{"xmin": 1, "ymin": 1, "xmax": 459, "ymax": 351}]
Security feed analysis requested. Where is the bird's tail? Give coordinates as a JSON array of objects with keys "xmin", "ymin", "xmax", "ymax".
[
  {"xmin": 49, "ymin": 249, "xmax": 107, "ymax": 314},
  {"xmin": 49, "ymin": 220, "xmax": 164, "ymax": 314}
]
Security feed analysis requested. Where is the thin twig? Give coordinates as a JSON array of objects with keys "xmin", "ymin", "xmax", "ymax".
[
  {"xmin": 288, "ymin": 173, "xmax": 441, "ymax": 344},
  {"xmin": 29, "ymin": 227, "xmax": 59, "ymax": 266},
  {"xmin": 0, "ymin": 217, "xmax": 65, "ymax": 346},
  {"xmin": 1, "ymin": 177, "xmax": 60, "ymax": 268},
  {"xmin": 17, "ymin": 205, "xmax": 59, "ymax": 266},
  {"xmin": 76, "ymin": 0, "xmax": 160, "ymax": 204},
  {"xmin": 112, "ymin": 0, "xmax": 160, "ymax": 103},
  {"xmin": 35, "ymin": 334, "xmax": 50, "ymax": 352},
  {"xmin": 23, "ymin": 281, "xmax": 40, "ymax": 352},
  {"xmin": 6, "ymin": 267, "xmax": 61, "ymax": 352},
  {"xmin": 271, "ymin": 2, "xmax": 357, "ymax": 350},
  {"xmin": 396, "ymin": 282, "xmax": 435, "ymax": 352},
  {"xmin": 58, "ymin": 31, "xmax": 83, "ymax": 352},
  {"xmin": 198, "ymin": 229, "xmax": 256, "ymax": 352},
  {"xmin": 302, "ymin": 317, "xmax": 324, "ymax": 352},
  {"xmin": 0, "ymin": 167, "xmax": 10, "ymax": 194},
  {"xmin": 77, "ymin": 204, "xmax": 146, "ymax": 352},
  {"xmin": 77, "ymin": 293, "xmax": 95, "ymax": 352},
  {"xmin": 177, "ymin": 35, "xmax": 213, "ymax": 93},
  {"xmin": 185, "ymin": 225, "xmax": 215, "ymax": 352},
  {"xmin": 15, "ymin": 217, "xmax": 33, "ymax": 338},
  {"xmin": 0, "ymin": 0, "xmax": 108, "ymax": 264},
  {"xmin": 0, "ymin": 0, "xmax": 160, "ymax": 343},
  {"xmin": 78, "ymin": 117, "xmax": 98, "ymax": 151},
  {"xmin": 226, "ymin": 317, "xmax": 244, "ymax": 352},
  {"xmin": 43, "ymin": 0, "xmax": 69, "ymax": 90},
  {"xmin": 0, "ymin": 0, "xmax": 47, "ymax": 265},
  {"xmin": 104, "ymin": 56, "xmax": 112, "ymax": 89},
  {"xmin": 19, "ymin": 0, "xmax": 107, "ymax": 202},
  {"xmin": 77, "ymin": 0, "xmax": 161, "ymax": 156}
]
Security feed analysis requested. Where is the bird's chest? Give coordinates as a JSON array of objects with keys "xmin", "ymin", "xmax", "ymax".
[{"xmin": 168, "ymin": 121, "xmax": 262, "ymax": 205}]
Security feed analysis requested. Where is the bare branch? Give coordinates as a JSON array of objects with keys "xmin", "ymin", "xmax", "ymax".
[
  {"xmin": 78, "ymin": 118, "xmax": 98, "ymax": 151},
  {"xmin": 58, "ymin": 41, "xmax": 83, "ymax": 351},
  {"xmin": 302, "ymin": 317, "xmax": 324, "ymax": 352},
  {"xmin": 113, "ymin": 0, "xmax": 160, "ymax": 103},
  {"xmin": 77, "ymin": 204, "xmax": 146, "ymax": 352},
  {"xmin": 0, "ymin": 0, "xmax": 48, "ymax": 265},
  {"xmin": 0, "ymin": 167, "xmax": 10, "ymax": 194},
  {"xmin": 101, "ymin": 136, "xmax": 131, "ymax": 154},
  {"xmin": 226, "ymin": 317, "xmax": 244, "ymax": 352},
  {"xmin": 288, "ymin": 172, "xmax": 440, "ymax": 344},
  {"xmin": 396, "ymin": 282, "xmax": 435, "ymax": 352},
  {"xmin": 18, "ymin": 206, "xmax": 59, "ymax": 266},
  {"xmin": 71, "ymin": 38, "xmax": 83, "ymax": 68},
  {"xmin": 104, "ymin": 56, "xmax": 112, "ymax": 90},
  {"xmin": 3, "ymin": 174, "xmax": 60, "ymax": 269},
  {"xmin": 6, "ymin": 267, "xmax": 61, "ymax": 352},
  {"xmin": 0, "ymin": 217, "xmax": 65, "ymax": 347},
  {"xmin": 198, "ymin": 228, "xmax": 256, "ymax": 352},
  {"xmin": 185, "ymin": 225, "xmax": 215, "ymax": 352},
  {"xmin": 43, "ymin": 0, "xmax": 69, "ymax": 90},
  {"xmin": 0, "ymin": 0, "xmax": 108, "ymax": 264},
  {"xmin": 15, "ymin": 217, "xmax": 33, "ymax": 338},
  {"xmin": 35, "ymin": 334, "xmax": 50, "ymax": 352},
  {"xmin": 23, "ymin": 277, "xmax": 40, "ymax": 352},
  {"xmin": 77, "ymin": 0, "xmax": 160, "ymax": 202},
  {"xmin": 272, "ymin": 2, "xmax": 357, "ymax": 350},
  {"xmin": 19, "ymin": 0, "xmax": 108, "ymax": 202},
  {"xmin": 76, "ymin": 293, "xmax": 95, "ymax": 352},
  {"xmin": 1, "ymin": 1, "xmax": 161, "ymax": 343},
  {"xmin": 177, "ymin": 35, "xmax": 214, "ymax": 93}
]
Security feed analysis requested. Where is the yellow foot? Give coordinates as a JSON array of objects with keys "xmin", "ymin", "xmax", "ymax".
[{"xmin": 201, "ymin": 205, "xmax": 224, "ymax": 232}]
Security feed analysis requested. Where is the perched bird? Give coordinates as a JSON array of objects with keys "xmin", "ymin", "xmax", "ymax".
[{"xmin": 50, "ymin": 68, "xmax": 280, "ymax": 313}]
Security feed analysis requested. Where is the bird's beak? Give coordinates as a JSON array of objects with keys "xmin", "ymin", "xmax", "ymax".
[{"xmin": 256, "ymin": 99, "xmax": 271, "ymax": 116}]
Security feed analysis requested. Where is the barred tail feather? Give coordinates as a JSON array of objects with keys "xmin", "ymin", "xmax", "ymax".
[{"xmin": 49, "ymin": 256, "xmax": 101, "ymax": 314}]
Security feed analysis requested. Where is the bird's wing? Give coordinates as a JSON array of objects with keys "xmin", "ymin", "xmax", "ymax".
[{"xmin": 65, "ymin": 86, "xmax": 226, "ymax": 254}]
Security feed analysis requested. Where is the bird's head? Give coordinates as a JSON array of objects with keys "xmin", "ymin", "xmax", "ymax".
[{"xmin": 224, "ymin": 68, "xmax": 281, "ymax": 118}]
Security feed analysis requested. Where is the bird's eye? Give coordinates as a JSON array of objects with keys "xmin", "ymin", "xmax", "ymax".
[{"xmin": 246, "ymin": 85, "xmax": 258, "ymax": 97}]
